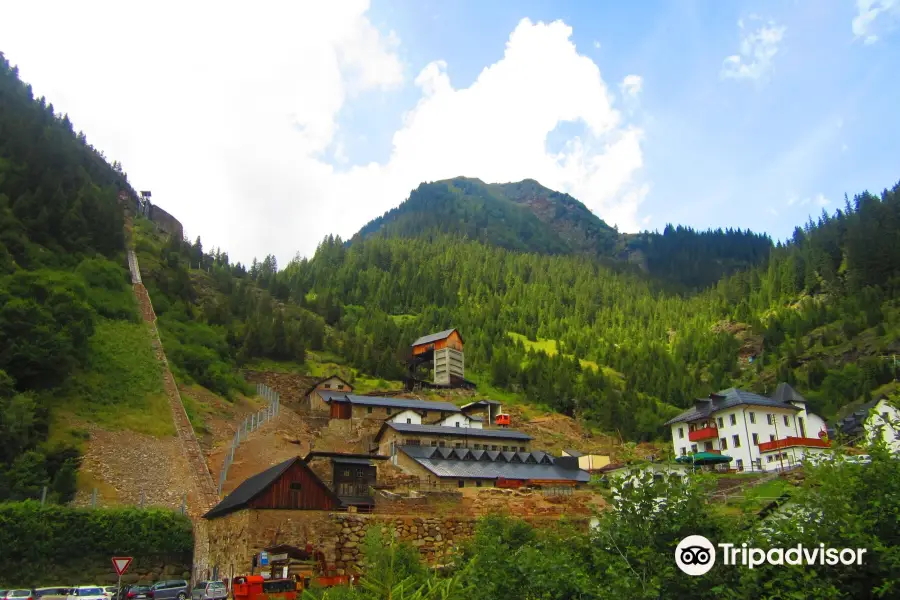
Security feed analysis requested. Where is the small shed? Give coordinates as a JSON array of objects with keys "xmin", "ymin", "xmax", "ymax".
[{"xmin": 411, "ymin": 329, "xmax": 463, "ymax": 356}]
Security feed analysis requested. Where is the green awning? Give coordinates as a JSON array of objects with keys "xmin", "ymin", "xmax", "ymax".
[{"xmin": 675, "ymin": 452, "xmax": 733, "ymax": 465}]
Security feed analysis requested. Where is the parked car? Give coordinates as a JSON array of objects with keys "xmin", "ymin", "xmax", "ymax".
[
  {"xmin": 118, "ymin": 586, "xmax": 151, "ymax": 600},
  {"xmin": 6, "ymin": 590, "xmax": 35, "ymax": 600},
  {"xmin": 66, "ymin": 587, "xmax": 107, "ymax": 600},
  {"xmin": 148, "ymin": 581, "xmax": 189, "ymax": 600},
  {"xmin": 190, "ymin": 582, "xmax": 226, "ymax": 600},
  {"xmin": 35, "ymin": 589, "xmax": 70, "ymax": 599}
]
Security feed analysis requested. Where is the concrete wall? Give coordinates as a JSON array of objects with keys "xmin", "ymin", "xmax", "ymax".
[
  {"xmin": 437, "ymin": 413, "xmax": 482, "ymax": 428},
  {"xmin": 388, "ymin": 409, "xmax": 422, "ymax": 425}
]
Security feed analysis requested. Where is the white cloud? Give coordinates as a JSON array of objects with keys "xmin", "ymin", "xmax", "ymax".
[
  {"xmin": 787, "ymin": 193, "xmax": 829, "ymax": 207},
  {"xmin": 620, "ymin": 75, "xmax": 643, "ymax": 99},
  {"xmin": 853, "ymin": 0, "xmax": 899, "ymax": 43},
  {"xmin": 721, "ymin": 18, "xmax": 786, "ymax": 81},
  {"xmin": 0, "ymin": 7, "xmax": 645, "ymax": 265},
  {"xmin": 593, "ymin": 40, "xmax": 602, "ymax": 49}
]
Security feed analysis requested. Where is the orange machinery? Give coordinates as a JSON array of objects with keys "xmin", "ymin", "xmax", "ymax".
[
  {"xmin": 233, "ymin": 576, "xmax": 297, "ymax": 600},
  {"xmin": 495, "ymin": 414, "xmax": 511, "ymax": 427}
]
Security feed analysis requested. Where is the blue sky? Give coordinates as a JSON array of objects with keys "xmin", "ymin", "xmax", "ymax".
[
  {"xmin": 356, "ymin": 0, "xmax": 900, "ymax": 242},
  {"xmin": 2, "ymin": 0, "xmax": 898, "ymax": 263}
]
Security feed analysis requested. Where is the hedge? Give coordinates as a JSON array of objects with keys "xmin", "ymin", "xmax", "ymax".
[{"xmin": 0, "ymin": 501, "xmax": 193, "ymax": 576}]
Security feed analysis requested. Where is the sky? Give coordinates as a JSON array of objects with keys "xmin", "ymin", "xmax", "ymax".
[{"xmin": 1, "ymin": 0, "xmax": 899, "ymax": 266}]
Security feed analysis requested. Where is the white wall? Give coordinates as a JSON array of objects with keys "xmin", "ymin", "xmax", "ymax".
[
  {"xmin": 671, "ymin": 405, "xmax": 821, "ymax": 472},
  {"xmin": 387, "ymin": 409, "xmax": 421, "ymax": 425},
  {"xmin": 438, "ymin": 413, "xmax": 481, "ymax": 428},
  {"xmin": 865, "ymin": 399, "xmax": 900, "ymax": 453}
]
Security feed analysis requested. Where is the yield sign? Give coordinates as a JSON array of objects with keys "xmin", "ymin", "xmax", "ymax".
[{"xmin": 112, "ymin": 557, "xmax": 133, "ymax": 576}]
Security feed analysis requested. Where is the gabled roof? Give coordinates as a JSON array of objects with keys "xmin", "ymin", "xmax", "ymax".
[
  {"xmin": 398, "ymin": 446, "xmax": 589, "ymax": 482},
  {"xmin": 303, "ymin": 375, "xmax": 352, "ymax": 398},
  {"xmin": 373, "ymin": 422, "xmax": 533, "ymax": 443},
  {"xmin": 303, "ymin": 451, "xmax": 389, "ymax": 462},
  {"xmin": 411, "ymin": 329, "xmax": 462, "ymax": 347},
  {"xmin": 833, "ymin": 399, "xmax": 883, "ymax": 438},
  {"xmin": 325, "ymin": 393, "xmax": 460, "ymax": 413},
  {"xmin": 203, "ymin": 457, "xmax": 340, "ymax": 519},
  {"xmin": 664, "ymin": 386, "xmax": 803, "ymax": 426},
  {"xmin": 461, "ymin": 400, "xmax": 501, "ymax": 411}
]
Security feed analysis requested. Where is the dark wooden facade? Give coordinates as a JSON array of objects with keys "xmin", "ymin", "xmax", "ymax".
[
  {"xmin": 247, "ymin": 460, "xmax": 338, "ymax": 511},
  {"xmin": 330, "ymin": 401, "xmax": 351, "ymax": 420},
  {"xmin": 333, "ymin": 461, "xmax": 377, "ymax": 499}
]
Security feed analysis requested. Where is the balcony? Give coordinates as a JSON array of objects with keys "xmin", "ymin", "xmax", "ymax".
[
  {"xmin": 758, "ymin": 436, "xmax": 831, "ymax": 453},
  {"xmin": 689, "ymin": 426, "xmax": 718, "ymax": 442}
]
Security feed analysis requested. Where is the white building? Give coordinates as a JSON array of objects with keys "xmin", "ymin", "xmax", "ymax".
[
  {"xmin": 435, "ymin": 412, "xmax": 483, "ymax": 429},
  {"xmin": 387, "ymin": 409, "xmax": 423, "ymax": 425},
  {"xmin": 833, "ymin": 397, "xmax": 900, "ymax": 453},
  {"xmin": 665, "ymin": 384, "xmax": 829, "ymax": 472}
]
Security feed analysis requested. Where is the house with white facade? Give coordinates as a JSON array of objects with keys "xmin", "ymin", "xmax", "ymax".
[
  {"xmin": 435, "ymin": 412, "xmax": 483, "ymax": 429},
  {"xmin": 832, "ymin": 397, "xmax": 900, "ymax": 453},
  {"xmin": 665, "ymin": 384, "xmax": 829, "ymax": 472}
]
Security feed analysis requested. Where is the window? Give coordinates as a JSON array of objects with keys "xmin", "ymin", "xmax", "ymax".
[
  {"xmin": 457, "ymin": 480, "xmax": 465, "ymax": 488},
  {"xmin": 406, "ymin": 418, "xmax": 412, "ymax": 424},
  {"xmin": 289, "ymin": 482, "xmax": 302, "ymax": 492},
  {"xmin": 407, "ymin": 439, "xmax": 421, "ymax": 446},
  {"xmin": 456, "ymin": 422, "xmax": 461, "ymax": 427},
  {"xmin": 766, "ymin": 414, "xmax": 773, "ymax": 425},
  {"xmin": 691, "ymin": 444, "xmax": 698, "ymax": 453},
  {"xmin": 678, "ymin": 427, "xmax": 684, "ymax": 439},
  {"xmin": 769, "ymin": 434, "xmax": 775, "ymax": 442},
  {"xmin": 752, "ymin": 433, "xmax": 759, "ymax": 445},
  {"xmin": 749, "ymin": 411, "xmax": 756, "ymax": 424},
  {"xmin": 520, "ymin": 446, "xmax": 527, "ymax": 451},
  {"xmin": 324, "ymin": 383, "xmax": 331, "ymax": 389},
  {"xmin": 680, "ymin": 447, "xmax": 687, "ymax": 456},
  {"xmin": 367, "ymin": 406, "xmax": 373, "ymax": 414},
  {"xmin": 784, "ymin": 415, "xmax": 790, "ymax": 427},
  {"xmin": 356, "ymin": 469, "xmax": 364, "ymax": 477},
  {"xmin": 755, "ymin": 458, "xmax": 762, "ymax": 470},
  {"xmin": 717, "ymin": 417, "xmax": 724, "ymax": 428},
  {"xmin": 736, "ymin": 459, "xmax": 744, "ymax": 471},
  {"xmin": 337, "ymin": 384, "xmax": 344, "ymax": 390},
  {"xmin": 882, "ymin": 412, "xmax": 890, "ymax": 421},
  {"xmin": 720, "ymin": 437, "xmax": 728, "ymax": 450},
  {"xmin": 455, "ymin": 442, "xmax": 462, "ymax": 448},
  {"xmin": 767, "ymin": 455, "xmax": 774, "ymax": 463},
  {"xmin": 491, "ymin": 445, "xmax": 498, "ymax": 451},
  {"xmin": 476, "ymin": 480, "xmax": 482, "ymax": 487},
  {"xmin": 439, "ymin": 441, "xmax": 446, "ymax": 447},
  {"xmin": 730, "ymin": 414, "xmax": 737, "ymax": 426},
  {"xmin": 430, "ymin": 441, "xmax": 437, "ymax": 447},
  {"xmin": 386, "ymin": 408, "xmax": 392, "ymax": 416},
  {"xmin": 732, "ymin": 434, "xmax": 741, "ymax": 448},
  {"xmin": 502, "ymin": 446, "xmax": 509, "ymax": 451},
  {"xmin": 474, "ymin": 444, "xmax": 481, "ymax": 450}
]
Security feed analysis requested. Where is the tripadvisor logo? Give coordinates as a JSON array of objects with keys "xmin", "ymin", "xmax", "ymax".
[{"xmin": 675, "ymin": 535, "xmax": 867, "ymax": 576}]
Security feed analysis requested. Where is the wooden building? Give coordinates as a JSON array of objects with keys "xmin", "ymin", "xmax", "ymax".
[
  {"xmin": 409, "ymin": 329, "xmax": 466, "ymax": 387},
  {"xmin": 303, "ymin": 376, "xmax": 353, "ymax": 413},
  {"xmin": 204, "ymin": 457, "xmax": 340, "ymax": 519},
  {"xmin": 303, "ymin": 451, "xmax": 389, "ymax": 510},
  {"xmin": 322, "ymin": 393, "xmax": 461, "ymax": 423}
]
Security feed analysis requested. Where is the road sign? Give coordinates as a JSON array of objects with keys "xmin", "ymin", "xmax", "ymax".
[
  {"xmin": 260, "ymin": 551, "xmax": 269, "ymax": 567},
  {"xmin": 112, "ymin": 557, "xmax": 133, "ymax": 576}
]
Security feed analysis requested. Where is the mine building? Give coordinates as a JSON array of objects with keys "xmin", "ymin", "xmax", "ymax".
[
  {"xmin": 321, "ymin": 393, "xmax": 461, "ymax": 422},
  {"xmin": 374, "ymin": 422, "xmax": 533, "ymax": 459},
  {"xmin": 406, "ymin": 328, "xmax": 475, "ymax": 390}
]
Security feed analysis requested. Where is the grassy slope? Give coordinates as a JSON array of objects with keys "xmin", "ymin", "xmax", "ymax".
[
  {"xmin": 507, "ymin": 331, "xmax": 626, "ymax": 387},
  {"xmin": 47, "ymin": 318, "xmax": 174, "ymax": 450}
]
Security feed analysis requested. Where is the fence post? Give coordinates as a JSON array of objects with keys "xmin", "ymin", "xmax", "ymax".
[
  {"xmin": 41, "ymin": 486, "xmax": 47, "ymax": 506},
  {"xmin": 139, "ymin": 491, "xmax": 145, "ymax": 509},
  {"xmin": 181, "ymin": 494, "xmax": 187, "ymax": 515},
  {"xmin": 91, "ymin": 488, "xmax": 98, "ymax": 508}
]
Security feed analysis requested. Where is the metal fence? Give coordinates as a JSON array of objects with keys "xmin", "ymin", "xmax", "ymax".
[{"xmin": 216, "ymin": 384, "xmax": 281, "ymax": 495}]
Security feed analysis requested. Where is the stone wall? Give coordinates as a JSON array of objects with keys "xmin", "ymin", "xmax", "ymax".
[
  {"xmin": 19, "ymin": 553, "xmax": 192, "ymax": 587},
  {"xmin": 148, "ymin": 203, "xmax": 184, "ymax": 240},
  {"xmin": 199, "ymin": 507, "xmax": 594, "ymax": 577}
]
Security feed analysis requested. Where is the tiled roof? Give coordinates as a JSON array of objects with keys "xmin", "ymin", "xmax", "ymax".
[
  {"xmin": 399, "ymin": 446, "xmax": 588, "ymax": 482},
  {"xmin": 374, "ymin": 422, "xmax": 532, "ymax": 442},
  {"xmin": 771, "ymin": 383, "xmax": 807, "ymax": 405},
  {"xmin": 664, "ymin": 387, "xmax": 801, "ymax": 426},
  {"xmin": 411, "ymin": 329, "xmax": 459, "ymax": 346},
  {"xmin": 323, "ymin": 393, "xmax": 460, "ymax": 413},
  {"xmin": 833, "ymin": 399, "xmax": 882, "ymax": 438}
]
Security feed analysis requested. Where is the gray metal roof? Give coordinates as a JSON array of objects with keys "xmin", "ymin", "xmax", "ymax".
[
  {"xmin": 399, "ymin": 446, "xmax": 589, "ymax": 482},
  {"xmin": 563, "ymin": 449, "xmax": 584, "ymax": 457},
  {"xmin": 332, "ymin": 457, "xmax": 374, "ymax": 466},
  {"xmin": 461, "ymin": 400, "xmax": 502, "ymax": 409},
  {"xmin": 771, "ymin": 382, "xmax": 808, "ymax": 405},
  {"xmin": 325, "ymin": 393, "xmax": 460, "ymax": 413},
  {"xmin": 833, "ymin": 399, "xmax": 881, "ymax": 438},
  {"xmin": 375, "ymin": 422, "xmax": 532, "ymax": 442},
  {"xmin": 411, "ymin": 329, "xmax": 458, "ymax": 346},
  {"xmin": 664, "ymin": 387, "xmax": 801, "ymax": 426}
]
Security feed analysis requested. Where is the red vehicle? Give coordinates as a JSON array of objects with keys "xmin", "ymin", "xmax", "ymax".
[{"xmin": 232, "ymin": 577, "xmax": 296, "ymax": 600}]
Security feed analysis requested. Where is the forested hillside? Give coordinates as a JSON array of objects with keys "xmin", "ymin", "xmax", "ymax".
[
  {"xmin": 356, "ymin": 176, "xmax": 774, "ymax": 290},
  {"xmin": 0, "ymin": 52, "xmax": 136, "ymax": 501}
]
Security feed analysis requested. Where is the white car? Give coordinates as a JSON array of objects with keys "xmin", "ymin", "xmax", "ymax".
[
  {"xmin": 102, "ymin": 589, "xmax": 118, "ymax": 600},
  {"xmin": 66, "ymin": 587, "xmax": 107, "ymax": 600}
]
